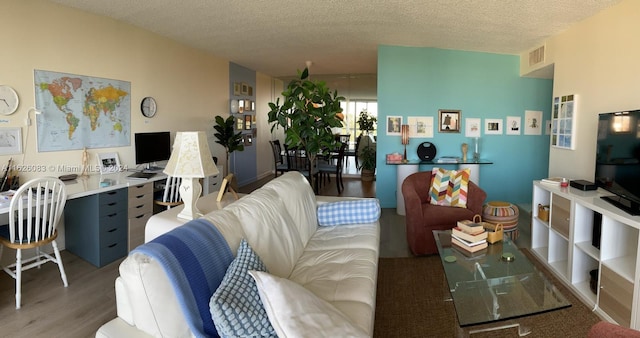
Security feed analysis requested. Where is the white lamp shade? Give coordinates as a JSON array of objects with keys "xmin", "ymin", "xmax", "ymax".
[{"xmin": 163, "ymin": 131, "xmax": 219, "ymax": 178}]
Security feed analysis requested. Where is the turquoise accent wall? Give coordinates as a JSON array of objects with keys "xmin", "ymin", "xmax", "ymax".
[{"xmin": 377, "ymin": 46, "xmax": 552, "ymax": 208}]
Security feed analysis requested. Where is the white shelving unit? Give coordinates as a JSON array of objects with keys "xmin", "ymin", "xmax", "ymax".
[{"xmin": 531, "ymin": 181, "xmax": 640, "ymax": 329}]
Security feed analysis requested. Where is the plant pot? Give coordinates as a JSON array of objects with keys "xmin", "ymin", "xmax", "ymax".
[{"xmin": 361, "ymin": 169, "xmax": 375, "ymax": 181}]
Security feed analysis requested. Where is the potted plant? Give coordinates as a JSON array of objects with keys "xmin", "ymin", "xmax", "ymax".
[
  {"xmin": 267, "ymin": 67, "xmax": 344, "ymax": 189},
  {"xmin": 357, "ymin": 111, "xmax": 377, "ymax": 135},
  {"xmin": 359, "ymin": 144, "xmax": 376, "ymax": 181},
  {"xmin": 213, "ymin": 115, "xmax": 245, "ymax": 176}
]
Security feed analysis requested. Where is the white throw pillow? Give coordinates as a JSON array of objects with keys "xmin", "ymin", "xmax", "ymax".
[{"xmin": 248, "ymin": 270, "xmax": 368, "ymax": 338}]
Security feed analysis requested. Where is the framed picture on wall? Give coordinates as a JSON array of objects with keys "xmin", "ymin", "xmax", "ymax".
[
  {"xmin": 233, "ymin": 82, "xmax": 241, "ymax": 96},
  {"xmin": 386, "ymin": 116, "xmax": 402, "ymax": 135},
  {"xmin": 524, "ymin": 110, "xmax": 543, "ymax": 135},
  {"xmin": 438, "ymin": 109, "xmax": 461, "ymax": 133},
  {"xmin": 241, "ymin": 83, "xmax": 249, "ymax": 95},
  {"xmin": 244, "ymin": 115, "xmax": 252, "ymax": 130},
  {"xmin": 0, "ymin": 127, "xmax": 22, "ymax": 155},
  {"xmin": 485, "ymin": 118, "xmax": 503, "ymax": 135}
]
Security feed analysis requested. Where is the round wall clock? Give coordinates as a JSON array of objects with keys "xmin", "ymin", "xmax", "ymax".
[
  {"xmin": 141, "ymin": 96, "xmax": 157, "ymax": 118},
  {"xmin": 417, "ymin": 142, "xmax": 437, "ymax": 161},
  {"xmin": 0, "ymin": 85, "xmax": 19, "ymax": 115}
]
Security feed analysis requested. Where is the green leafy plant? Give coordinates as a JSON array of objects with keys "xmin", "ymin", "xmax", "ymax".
[
  {"xmin": 360, "ymin": 145, "xmax": 376, "ymax": 171},
  {"xmin": 268, "ymin": 67, "xmax": 344, "ymax": 188},
  {"xmin": 357, "ymin": 111, "xmax": 377, "ymax": 134},
  {"xmin": 213, "ymin": 115, "xmax": 244, "ymax": 176}
]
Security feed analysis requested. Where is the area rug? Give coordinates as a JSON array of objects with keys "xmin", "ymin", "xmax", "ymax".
[{"xmin": 374, "ymin": 249, "xmax": 601, "ymax": 337}]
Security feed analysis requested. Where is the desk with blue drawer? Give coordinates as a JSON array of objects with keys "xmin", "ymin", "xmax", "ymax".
[{"xmin": 64, "ymin": 187, "xmax": 129, "ymax": 267}]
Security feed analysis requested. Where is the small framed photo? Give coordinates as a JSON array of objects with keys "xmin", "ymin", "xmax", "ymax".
[
  {"xmin": 244, "ymin": 115, "xmax": 252, "ymax": 130},
  {"xmin": 386, "ymin": 116, "xmax": 402, "ymax": 135},
  {"xmin": 236, "ymin": 117, "xmax": 244, "ymax": 130},
  {"xmin": 233, "ymin": 82, "xmax": 241, "ymax": 96},
  {"xmin": 241, "ymin": 83, "xmax": 249, "ymax": 95},
  {"xmin": 0, "ymin": 127, "xmax": 22, "ymax": 155},
  {"xmin": 438, "ymin": 109, "xmax": 461, "ymax": 133},
  {"xmin": 97, "ymin": 152, "xmax": 121, "ymax": 174},
  {"xmin": 485, "ymin": 118, "xmax": 503, "ymax": 135}
]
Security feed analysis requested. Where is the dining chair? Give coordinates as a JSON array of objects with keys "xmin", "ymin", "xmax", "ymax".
[
  {"xmin": 0, "ymin": 177, "xmax": 68, "ymax": 309},
  {"xmin": 344, "ymin": 134, "xmax": 362, "ymax": 169},
  {"xmin": 154, "ymin": 175, "xmax": 183, "ymax": 210},
  {"xmin": 269, "ymin": 140, "xmax": 289, "ymax": 177},
  {"xmin": 318, "ymin": 142, "xmax": 348, "ymax": 193},
  {"xmin": 284, "ymin": 144, "xmax": 319, "ymax": 193}
]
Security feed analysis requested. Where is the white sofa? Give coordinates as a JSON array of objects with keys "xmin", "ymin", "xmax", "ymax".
[{"xmin": 96, "ymin": 171, "xmax": 380, "ymax": 337}]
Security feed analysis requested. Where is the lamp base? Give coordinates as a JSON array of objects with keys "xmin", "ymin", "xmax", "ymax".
[{"xmin": 177, "ymin": 177, "xmax": 203, "ymax": 220}]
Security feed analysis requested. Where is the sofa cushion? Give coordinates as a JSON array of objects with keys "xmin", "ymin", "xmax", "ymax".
[
  {"xmin": 288, "ymin": 247, "xmax": 378, "ymax": 335},
  {"xmin": 249, "ymin": 270, "xmax": 368, "ymax": 338},
  {"xmin": 261, "ymin": 171, "xmax": 318, "ymax": 245},
  {"xmin": 429, "ymin": 167, "xmax": 470, "ymax": 208},
  {"xmin": 317, "ymin": 199, "xmax": 381, "ymax": 226},
  {"xmin": 225, "ymin": 187, "xmax": 304, "ymax": 278},
  {"xmin": 210, "ymin": 239, "xmax": 276, "ymax": 338}
]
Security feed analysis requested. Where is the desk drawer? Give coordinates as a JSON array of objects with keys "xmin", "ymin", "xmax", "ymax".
[
  {"xmin": 128, "ymin": 201, "xmax": 153, "ymax": 216},
  {"xmin": 129, "ymin": 183, "xmax": 153, "ymax": 206},
  {"xmin": 129, "ymin": 211, "xmax": 152, "ymax": 251},
  {"xmin": 100, "ymin": 240, "xmax": 128, "ymax": 266},
  {"xmin": 99, "ymin": 212, "xmax": 127, "ymax": 233},
  {"xmin": 100, "ymin": 188, "xmax": 127, "ymax": 205}
]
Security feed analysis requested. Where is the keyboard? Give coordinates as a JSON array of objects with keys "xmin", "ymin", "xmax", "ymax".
[{"xmin": 128, "ymin": 172, "xmax": 156, "ymax": 179}]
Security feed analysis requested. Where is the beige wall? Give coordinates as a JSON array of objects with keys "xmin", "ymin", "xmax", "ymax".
[
  {"xmin": 521, "ymin": 0, "xmax": 639, "ymax": 180},
  {"xmin": 0, "ymin": 0, "xmax": 236, "ymax": 181}
]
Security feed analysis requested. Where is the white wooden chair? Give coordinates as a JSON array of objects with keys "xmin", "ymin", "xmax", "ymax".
[
  {"xmin": 154, "ymin": 176, "xmax": 183, "ymax": 209},
  {"xmin": 0, "ymin": 177, "xmax": 68, "ymax": 309}
]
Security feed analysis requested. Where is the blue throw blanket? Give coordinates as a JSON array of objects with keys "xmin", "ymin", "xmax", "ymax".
[{"xmin": 132, "ymin": 218, "xmax": 233, "ymax": 338}]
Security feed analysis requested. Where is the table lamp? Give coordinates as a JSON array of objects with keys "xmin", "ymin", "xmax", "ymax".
[
  {"xmin": 401, "ymin": 124, "xmax": 410, "ymax": 163},
  {"xmin": 163, "ymin": 131, "xmax": 219, "ymax": 220}
]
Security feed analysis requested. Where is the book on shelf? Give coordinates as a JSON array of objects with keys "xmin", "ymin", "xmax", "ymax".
[
  {"xmin": 436, "ymin": 156, "xmax": 461, "ymax": 163},
  {"xmin": 456, "ymin": 220, "xmax": 485, "ymax": 234},
  {"xmin": 540, "ymin": 177, "xmax": 564, "ymax": 185},
  {"xmin": 452, "ymin": 237, "xmax": 488, "ymax": 253},
  {"xmin": 452, "ymin": 227, "xmax": 487, "ymax": 243}
]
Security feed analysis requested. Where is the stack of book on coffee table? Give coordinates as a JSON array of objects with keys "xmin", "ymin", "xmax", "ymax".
[{"xmin": 451, "ymin": 220, "xmax": 488, "ymax": 253}]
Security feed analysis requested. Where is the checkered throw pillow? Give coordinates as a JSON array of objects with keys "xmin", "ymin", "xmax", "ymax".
[
  {"xmin": 317, "ymin": 199, "xmax": 381, "ymax": 226},
  {"xmin": 209, "ymin": 239, "xmax": 277, "ymax": 337}
]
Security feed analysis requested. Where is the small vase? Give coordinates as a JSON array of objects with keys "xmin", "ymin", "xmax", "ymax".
[{"xmin": 472, "ymin": 137, "xmax": 481, "ymax": 162}]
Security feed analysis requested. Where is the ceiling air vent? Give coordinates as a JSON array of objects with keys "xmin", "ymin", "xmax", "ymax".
[{"xmin": 529, "ymin": 45, "xmax": 545, "ymax": 66}]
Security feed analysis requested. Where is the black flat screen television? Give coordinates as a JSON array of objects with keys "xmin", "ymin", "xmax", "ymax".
[
  {"xmin": 135, "ymin": 131, "xmax": 171, "ymax": 170},
  {"xmin": 594, "ymin": 110, "xmax": 640, "ymax": 215}
]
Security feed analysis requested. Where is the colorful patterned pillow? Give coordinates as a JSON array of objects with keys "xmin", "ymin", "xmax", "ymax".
[
  {"xmin": 209, "ymin": 239, "xmax": 277, "ymax": 338},
  {"xmin": 429, "ymin": 167, "xmax": 470, "ymax": 208}
]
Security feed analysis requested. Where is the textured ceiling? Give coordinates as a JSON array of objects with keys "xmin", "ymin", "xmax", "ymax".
[{"xmin": 49, "ymin": 0, "xmax": 621, "ymax": 77}]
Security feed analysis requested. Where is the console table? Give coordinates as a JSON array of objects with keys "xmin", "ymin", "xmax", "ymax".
[{"xmin": 387, "ymin": 159, "xmax": 493, "ymax": 215}]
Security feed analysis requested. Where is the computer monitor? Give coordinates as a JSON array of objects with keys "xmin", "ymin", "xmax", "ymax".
[{"xmin": 134, "ymin": 131, "xmax": 171, "ymax": 170}]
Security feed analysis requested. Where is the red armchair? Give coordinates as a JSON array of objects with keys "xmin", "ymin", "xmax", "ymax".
[{"xmin": 402, "ymin": 171, "xmax": 487, "ymax": 255}]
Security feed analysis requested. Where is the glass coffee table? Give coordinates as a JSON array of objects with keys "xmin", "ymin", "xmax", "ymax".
[{"xmin": 433, "ymin": 230, "xmax": 571, "ymax": 335}]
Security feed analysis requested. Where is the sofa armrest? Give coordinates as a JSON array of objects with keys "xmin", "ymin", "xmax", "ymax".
[{"xmin": 114, "ymin": 277, "xmax": 134, "ymax": 326}]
